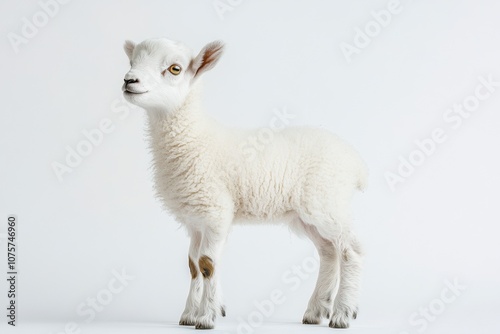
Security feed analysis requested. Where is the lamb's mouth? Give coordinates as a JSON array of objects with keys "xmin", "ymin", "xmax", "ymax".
[{"xmin": 124, "ymin": 89, "xmax": 148, "ymax": 95}]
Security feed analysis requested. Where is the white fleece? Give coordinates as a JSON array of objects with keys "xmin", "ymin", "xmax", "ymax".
[{"xmin": 122, "ymin": 38, "xmax": 367, "ymax": 329}]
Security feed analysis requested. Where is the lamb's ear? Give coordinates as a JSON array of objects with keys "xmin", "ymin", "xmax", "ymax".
[
  {"xmin": 123, "ymin": 40, "xmax": 136, "ymax": 60},
  {"xmin": 189, "ymin": 41, "xmax": 225, "ymax": 78}
]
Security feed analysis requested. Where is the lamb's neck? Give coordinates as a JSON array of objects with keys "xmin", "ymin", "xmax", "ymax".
[{"xmin": 146, "ymin": 90, "xmax": 213, "ymax": 164}]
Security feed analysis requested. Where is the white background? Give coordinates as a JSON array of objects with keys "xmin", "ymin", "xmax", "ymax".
[{"xmin": 1, "ymin": 1, "xmax": 499, "ymax": 333}]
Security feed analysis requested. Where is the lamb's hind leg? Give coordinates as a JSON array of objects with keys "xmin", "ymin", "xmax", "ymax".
[
  {"xmin": 179, "ymin": 229, "xmax": 203, "ymax": 326},
  {"xmin": 301, "ymin": 222, "xmax": 341, "ymax": 325},
  {"xmin": 330, "ymin": 237, "xmax": 362, "ymax": 328}
]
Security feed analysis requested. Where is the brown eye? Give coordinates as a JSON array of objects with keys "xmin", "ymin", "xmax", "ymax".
[{"xmin": 168, "ymin": 64, "xmax": 181, "ymax": 75}]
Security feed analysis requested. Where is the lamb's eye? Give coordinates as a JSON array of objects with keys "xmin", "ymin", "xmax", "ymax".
[{"xmin": 168, "ymin": 64, "xmax": 181, "ymax": 75}]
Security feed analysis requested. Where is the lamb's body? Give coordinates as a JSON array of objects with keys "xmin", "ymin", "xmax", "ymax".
[
  {"xmin": 123, "ymin": 38, "xmax": 367, "ymax": 329},
  {"xmin": 149, "ymin": 90, "xmax": 366, "ymax": 226}
]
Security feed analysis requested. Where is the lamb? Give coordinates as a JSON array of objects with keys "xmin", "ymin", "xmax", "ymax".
[{"xmin": 122, "ymin": 38, "xmax": 368, "ymax": 330}]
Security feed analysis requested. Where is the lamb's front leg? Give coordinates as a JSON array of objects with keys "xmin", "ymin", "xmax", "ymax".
[
  {"xmin": 179, "ymin": 230, "xmax": 203, "ymax": 326},
  {"xmin": 195, "ymin": 225, "xmax": 228, "ymax": 330}
]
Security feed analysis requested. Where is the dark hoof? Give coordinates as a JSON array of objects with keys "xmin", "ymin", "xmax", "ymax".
[
  {"xmin": 302, "ymin": 318, "xmax": 320, "ymax": 325},
  {"xmin": 329, "ymin": 320, "xmax": 349, "ymax": 329},
  {"xmin": 195, "ymin": 323, "xmax": 214, "ymax": 330},
  {"xmin": 221, "ymin": 306, "xmax": 226, "ymax": 317},
  {"xmin": 179, "ymin": 319, "xmax": 195, "ymax": 326}
]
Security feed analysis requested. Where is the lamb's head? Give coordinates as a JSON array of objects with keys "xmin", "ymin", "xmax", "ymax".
[{"xmin": 122, "ymin": 38, "xmax": 224, "ymax": 111}]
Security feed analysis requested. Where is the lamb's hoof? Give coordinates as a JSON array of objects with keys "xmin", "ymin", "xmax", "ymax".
[
  {"xmin": 221, "ymin": 305, "xmax": 226, "ymax": 317},
  {"xmin": 179, "ymin": 313, "xmax": 196, "ymax": 326},
  {"xmin": 302, "ymin": 317, "xmax": 321, "ymax": 325},
  {"xmin": 195, "ymin": 322, "xmax": 214, "ymax": 330},
  {"xmin": 302, "ymin": 301, "xmax": 331, "ymax": 325},
  {"xmin": 195, "ymin": 315, "xmax": 215, "ymax": 330},
  {"xmin": 329, "ymin": 308, "xmax": 357, "ymax": 329},
  {"xmin": 329, "ymin": 319, "xmax": 349, "ymax": 329},
  {"xmin": 302, "ymin": 309, "xmax": 323, "ymax": 324}
]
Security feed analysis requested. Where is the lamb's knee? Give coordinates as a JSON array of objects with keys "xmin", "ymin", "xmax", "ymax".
[
  {"xmin": 342, "ymin": 249, "xmax": 349, "ymax": 262},
  {"xmin": 198, "ymin": 255, "xmax": 214, "ymax": 279},
  {"xmin": 189, "ymin": 257, "xmax": 198, "ymax": 279},
  {"xmin": 342, "ymin": 246, "xmax": 362, "ymax": 263}
]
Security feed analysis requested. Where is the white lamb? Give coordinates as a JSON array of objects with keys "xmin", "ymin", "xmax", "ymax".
[{"xmin": 122, "ymin": 38, "xmax": 368, "ymax": 330}]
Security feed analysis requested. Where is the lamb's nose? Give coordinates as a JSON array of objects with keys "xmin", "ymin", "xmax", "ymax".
[{"xmin": 124, "ymin": 78, "xmax": 139, "ymax": 86}]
